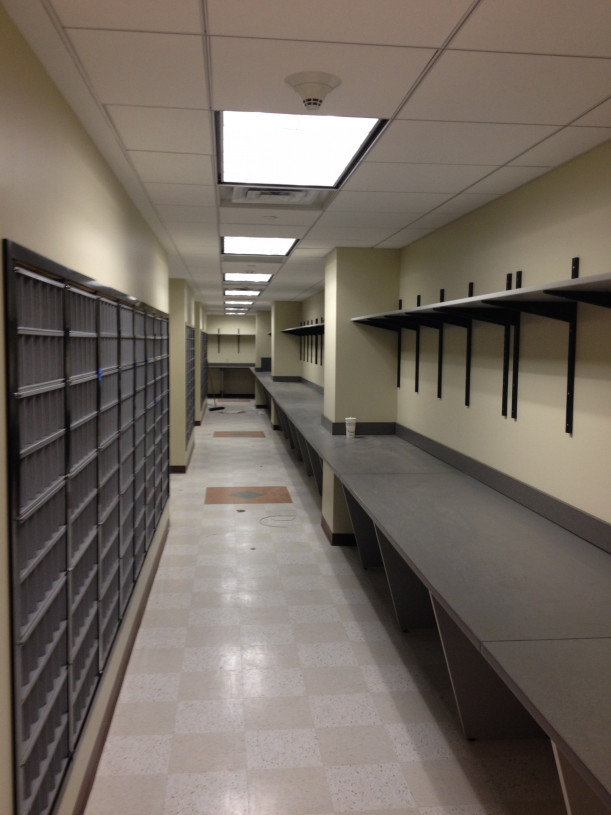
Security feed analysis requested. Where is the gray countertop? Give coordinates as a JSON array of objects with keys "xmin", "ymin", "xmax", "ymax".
[
  {"xmin": 485, "ymin": 638, "xmax": 611, "ymax": 806},
  {"xmin": 255, "ymin": 371, "xmax": 611, "ymax": 804}
]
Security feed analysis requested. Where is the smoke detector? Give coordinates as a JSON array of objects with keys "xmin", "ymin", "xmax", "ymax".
[{"xmin": 285, "ymin": 71, "xmax": 341, "ymax": 112}]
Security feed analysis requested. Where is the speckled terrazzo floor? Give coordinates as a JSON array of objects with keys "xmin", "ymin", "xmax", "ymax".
[{"xmin": 84, "ymin": 399, "xmax": 565, "ymax": 815}]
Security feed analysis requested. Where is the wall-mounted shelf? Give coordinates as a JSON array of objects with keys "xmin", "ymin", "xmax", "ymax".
[
  {"xmin": 282, "ymin": 322, "xmax": 324, "ymax": 366},
  {"xmin": 212, "ymin": 329, "xmax": 255, "ymax": 354},
  {"xmin": 281, "ymin": 323, "xmax": 324, "ymax": 336},
  {"xmin": 352, "ymin": 269, "xmax": 611, "ymax": 434}
]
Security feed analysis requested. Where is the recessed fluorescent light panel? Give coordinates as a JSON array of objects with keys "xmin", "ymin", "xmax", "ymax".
[
  {"xmin": 223, "ymin": 236, "xmax": 296, "ymax": 256},
  {"xmin": 224, "ymin": 290, "xmax": 260, "ymax": 297},
  {"xmin": 225, "ymin": 300, "xmax": 254, "ymax": 305},
  {"xmin": 224, "ymin": 272, "xmax": 273, "ymax": 283},
  {"xmin": 221, "ymin": 111, "xmax": 380, "ymax": 187}
]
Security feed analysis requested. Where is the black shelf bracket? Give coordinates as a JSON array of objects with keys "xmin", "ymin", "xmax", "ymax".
[{"xmin": 488, "ymin": 299, "xmax": 577, "ymax": 433}]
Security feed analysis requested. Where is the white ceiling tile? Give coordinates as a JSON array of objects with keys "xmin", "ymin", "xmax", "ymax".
[
  {"xmin": 369, "ymin": 120, "xmax": 557, "ymax": 165},
  {"xmin": 49, "ymin": 0, "xmax": 202, "ymax": 33},
  {"xmin": 408, "ymin": 194, "xmax": 502, "ymax": 228},
  {"xmin": 219, "ymin": 207, "xmax": 320, "ymax": 227},
  {"xmin": 576, "ymin": 99, "xmax": 611, "ymax": 126},
  {"xmin": 107, "ymin": 106, "xmax": 213, "ymax": 153},
  {"xmin": 466, "ymin": 166, "xmax": 551, "ymax": 194},
  {"xmin": 145, "ymin": 183, "xmax": 217, "ymax": 206},
  {"xmin": 327, "ymin": 190, "xmax": 453, "ymax": 213},
  {"xmin": 344, "ymin": 162, "xmax": 496, "ymax": 193},
  {"xmin": 304, "ymin": 225, "xmax": 397, "ymax": 246},
  {"xmin": 509, "ymin": 127, "xmax": 611, "ymax": 167},
  {"xmin": 67, "ymin": 30, "xmax": 208, "ymax": 107},
  {"xmin": 316, "ymin": 210, "xmax": 411, "ymax": 229},
  {"xmin": 206, "ymin": 0, "xmax": 473, "ymax": 47},
  {"xmin": 376, "ymin": 227, "xmax": 434, "ymax": 248},
  {"xmin": 297, "ymin": 238, "xmax": 339, "ymax": 252},
  {"xmin": 167, "ymin": 221, "xmax": 220, "ymax": 243},
  {"xmin": 209, "ymin": 37, "xmax": 435, "ymax": 118},
  {"xmin": 156, "ymin": 205, "xmax": 217, "ymax": 223},
  {"xmin": 450, "ymin": 0, "xmax": 611, "ymax": 57},
  {"xmin": 129, "ymin": 152, "xmax": 215, "ymax": 185},
  {"xmin": 219, "ymin": 224, "xmax": 306, "ymax": 239},
  {"xmin": 282, "ymin": 257, "xmax": 327, "ymax": 276},
  {"xmin": 401, "ymin": 51, "xmax": 611, "ymax": 125}
]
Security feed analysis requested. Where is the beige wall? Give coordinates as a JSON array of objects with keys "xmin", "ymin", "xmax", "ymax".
[
  {"xmin": 398, "ymin": 142, "xmax": 611, "ymax": 522},
  {"xmin": 0, "ymin": 10, "xmax": 169, "ymax": 814},
  {"xmin": 324, "ymin": 248, "xmax": 400, "ymax": 424},
  {"xmin": 300, "ymin": 291, "xmax": 325, "ymax": 388},
  {"xmin": 271, "ymin": 301, "xmax": 303, "ymax": 378},
  {"xmin": 205, "ymin": 315, "xmax": 256, "ymax": 364}
]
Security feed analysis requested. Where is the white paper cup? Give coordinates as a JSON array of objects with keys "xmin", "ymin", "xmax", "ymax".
[{"xmin": 345, "ymin": 417, "xmax": 356, "ymax": 438}]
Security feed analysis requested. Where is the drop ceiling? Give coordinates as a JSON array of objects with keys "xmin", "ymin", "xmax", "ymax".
[{"xmin": 3, "ymin": 0, "xmax": 610, "ymax": 312}]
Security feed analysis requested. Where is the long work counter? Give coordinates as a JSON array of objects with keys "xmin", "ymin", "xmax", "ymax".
[{"xmin": 254, "ymin": 371, "xmax": 611, "ymax": 815}]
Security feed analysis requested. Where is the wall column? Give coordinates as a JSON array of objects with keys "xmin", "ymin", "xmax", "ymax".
[
  {"xmin": 169, "ymin": 279, "xmax": 195, "ymax": 471},
  {"xmin": 321, "ymin": 248, "xmax": 400, "ymax": 540},
  {"xmin": 271, "ymin": 301, "xmax": 302, "ymax": 380}
]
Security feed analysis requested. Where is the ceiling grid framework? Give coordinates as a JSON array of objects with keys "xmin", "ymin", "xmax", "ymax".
[{"xmin": 3, "ymin": 0, "xmax": 610, "ymax": 312}]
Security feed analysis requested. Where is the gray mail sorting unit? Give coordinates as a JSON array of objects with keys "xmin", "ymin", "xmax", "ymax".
[{"xmin": 3, "ymin": 241, "xmax": 170, "ymax": 815}]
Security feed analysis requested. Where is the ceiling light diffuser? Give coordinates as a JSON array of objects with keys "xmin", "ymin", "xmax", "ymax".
[
  {"xmin": 224, "ymin": 290, "xmax": 260, "ymax": 297},
  {"xmin": 221, "ymin": 111, "xmax": 379, "ymax": 187},
  {"xmin": 223, "ymin": 236, "xmax": 296, "ymax": 256},
  {"xmin": 224, "ymin": 272, "xmax": 273, "ymax": 283}
]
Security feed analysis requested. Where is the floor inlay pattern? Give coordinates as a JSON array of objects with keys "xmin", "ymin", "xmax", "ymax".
[{"xmin": 205, "ymin": 486, "xmax": 292, "ymax": 504}]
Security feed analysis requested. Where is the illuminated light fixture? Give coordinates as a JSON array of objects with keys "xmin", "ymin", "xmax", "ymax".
[
  {"xmin": 224, "ymin": 272, "xmax": 273, "ymax": 283},
  {"xmin": 223, "ymin": 236, "xmax": 296, "ymax": 256},
  {"xmin": 221, "ymin": 111, "xmax": 380, "ymax": 187},
  {"xmin": 224, "ymin": 289, "xmax": 260, "ymax": 297},
  {"xmin": 225, "ymin": 300, "xmax": 253, "ymax": 305},
  {"xmin": 285, "ymin": 71, "xmax": 341, "ymax": 112}
]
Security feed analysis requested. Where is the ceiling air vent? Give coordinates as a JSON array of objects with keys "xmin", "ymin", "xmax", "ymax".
[{"xmin": 231, "ymin": 186, "xmax": 322, "ymax": 206}]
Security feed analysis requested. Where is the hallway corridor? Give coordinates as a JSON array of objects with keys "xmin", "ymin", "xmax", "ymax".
[{"xmin": 84, "ymin": 400, "xmax": 564, "ymax": 815}]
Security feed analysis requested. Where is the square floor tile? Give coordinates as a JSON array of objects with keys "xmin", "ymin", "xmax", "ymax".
[
  {"xmin": 243, "ymin": 696, "xmax": 314, "ymax": 730},
  {"xmin": 98, "ymin": 735, "xmax": 172, "ymax": 775},
  {"xmin": 245, "ymin": 728, "xmax": 322, "ymax": 769},
  {"xmin": 247, "ymin": 767, "xmax": 334, "ymax": 815},
  {"xmin": 169, "ymin": 733, "xmax": 246, "ymax": 773},
  {"xmin": 298, "ymin": 642, "xmax": 358, "ymax": 668},
  {"xmin": 310, "ymin": 693, "xmax": 381, "ymax": 728},
  {"xmin": 213, "ymin": 431, "xmax": 265, "ymax": 437},
  {"xmin": 242, "ymin": 666, "xmax": 305, "ymax": 697},
  {"xmin": 325, "ymin": 762, "xmax": 415, "ymax": 811},
  {"xmin": 205, "ymin": 486, "xmax": 292, "ymax": 504},
  {"xmin": 174, "ymin": 700, "xmax": 244, "ymax": 733},
  {"xmin": 86, "ymin": 775, "xmax": 168, "ymax": 815},
  {"xmin": 164, "ymin": 771, "xmax": 248, "ymax": 815},
  {"xmin": 316, "ymin": 725, "xmax": 397, "ymax": 766}
]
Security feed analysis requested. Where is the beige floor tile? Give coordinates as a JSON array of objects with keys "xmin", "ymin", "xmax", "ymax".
[
  {"xmin": 317, "ymin": 724, "xmax": 398, "ymax": 765},
  {"xmin": 85, "ymin": 775, "xmax": 168, "ymax": 815},
  {"xmin": 109, "ymin": 701, "xmax": 178, "ymax": 736},
  {"xmin": 164, "ymin": 771, "xmax": 248, "ymax": 815},
  {"xmin": 243, "ymin": 696, "xmax": 314, "ymax": 730},
  {"xmin": 401, "ymin": 758, "xmax": 499, "ymax": 807},
  {"xmin": 169, "ymin": 733, "xmax": 246, "ymax": 773},
  {"xmin": 247, "ymin": 767, "xmax": 334, "ymax": 815},
  {"xmin": 326, "ymin": 762, "xmax": 415, "ymax": 811}
]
